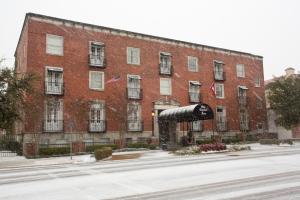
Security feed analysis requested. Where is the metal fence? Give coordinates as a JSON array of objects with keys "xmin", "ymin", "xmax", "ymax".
[{"xmin": 0, "ymin": 134, "xmax": 23, "ymax": 157}]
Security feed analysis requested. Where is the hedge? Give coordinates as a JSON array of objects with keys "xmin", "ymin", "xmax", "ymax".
[
  {"xmin": 222, "ymin": 137, "xmax": 241, "ymax": 144},
  {"xmin": 259, "ymin": 139, "xmax": 293, "ymax": 145},
  {"xmin": 86, "ymin": 144, "xmax": 118, "ymax": 152},
  {"xmin": 126, "ymin": 143, "xmax": 157, "ymax": 150},
  {"xmin": 39, "ymin": 147, "xmax": 70, "ymax": 156},
  {"xmin": 95, "ymin": 147, "xmax": 112, "ymax": 161}
]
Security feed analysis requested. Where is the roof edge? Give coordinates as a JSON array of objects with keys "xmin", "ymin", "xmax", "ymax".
[{"xmin": 23, "ymin": 12, "xmax": 263, "ymax": 59}]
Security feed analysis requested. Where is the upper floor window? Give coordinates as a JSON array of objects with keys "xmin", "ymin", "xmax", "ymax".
[
  {"xmin": 189, "ymin": 81, "xmax": 201, "ymax": 103},
  {"xmin": 215, "ymin": 83, "xmax": 225, "ymax": 99},
  {"xmin": 214, "ymin": 61, "xmax": 225, "ymax": 80},
  {"xmin": 127, "ymin": 75, "xmax": 142, "ymax": 99},
  {"xmin": 236, "ymin": 64, "xmax": 245, "ymax": 78},
  {"xmin": 238, "ymin": 86, "xmax": 248, "ymax": 106},
  {"xmin": 89, "ymin": 71, "xmax": 104, "ymax": 91},
  {"xmin": 159, "ymin": 52, "xmax": 172, "ymax": 75},
  {"xmin": 45, "ymin": 67, "xmax": 63, "ymax": 95},
  {"xmin": 127, "ymin": 47, "xmax": 140, "ymax": 65},
  {"xmin": 89, "ymin": 42, "xmax": 105, "ymax": 67},
  {"xmin": 160, "ymin": 78, "xmax": 172, "ymax": 95},
  {"xmin": 46, "ymin": 34, "xmax": 63, "ymax": 56},
  {"xmin": 254, "ymin": 76, "xmax": 261, "ymax": 87},
  {"xmin": 188, "ymin": 56, "xmax": 198, "ymax": 72}
]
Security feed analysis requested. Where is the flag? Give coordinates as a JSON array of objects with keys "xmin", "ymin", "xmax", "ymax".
[
  {"xmin": 211, "ymin": 82, "xmax": 215, "ymax": 96},
  {"xmin": 106, "ymin": 75, "xmax": 121, "ymax": 84}
]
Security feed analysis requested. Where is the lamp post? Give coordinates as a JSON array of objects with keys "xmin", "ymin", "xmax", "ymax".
[{"xmin": 151, "ymin": 110, "xmax": 155, "ymax": 137}]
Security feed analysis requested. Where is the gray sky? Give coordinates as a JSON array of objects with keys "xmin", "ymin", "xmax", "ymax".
[{"xmin": 1, "ymin": 0, "xmax": 299, "ymax": 80}]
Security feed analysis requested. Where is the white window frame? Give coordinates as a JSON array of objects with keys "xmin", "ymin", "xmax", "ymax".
[
  {"xmin": 215, "ymin": 83, "xmax": 225, "ymax": 99},
  {"xmin": 46, "ymin": 34, "xmax": 64, "ymax": 56},
  {"xmin": 127, "ymin": 102, "xmax": 142, "ymax": 132},
  {"xmin": 160, "ymin": 78, "xmax": 172, "ymax": 95},
  {"xmin": 89, "ymin": 41, "xmax": 105, "ymax": 66},
  {"xmin": 127, "ymin": 74, "xmax": 141, "ymax": 99},
  {"xmin": 188, "ymin": 56, "xmax": 198, "ymax": 72},
  {"xmin": 44, "ymin": 99, "xmax": 63, "ymax": 132},
  {"xmin": 89, "ymin": 71, "xmax": 104, "ymax": 91},
  {"xmin": 45, "ymin": 66, "xmax": 63, "ymax": 95},
  {"xmin": 189, "ymin": 81, "xmax": 201, "ymax": 102},
  {"xmin": 89, "ymin": 101, "xmax": 106, "ymax": 132},
  {"xmin": 127, "ymin": 47, "xmax": 140, "ymax": 65},
  {"xmin": 254, "ymin": 76, "xmax": 261, "ymax": 87},
  {"xmin": 236, "ymin": 64, "xmax": 245, "ymax": 78}
]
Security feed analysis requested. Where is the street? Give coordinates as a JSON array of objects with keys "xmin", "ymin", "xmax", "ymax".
[{"xmin": 0, "ymin": 144, "xmax": 300, "ymax": 199}]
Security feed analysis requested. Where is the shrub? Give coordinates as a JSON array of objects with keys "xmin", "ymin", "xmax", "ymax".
[
  {"xmin": 39, "ymin": 147, "xmax": 70, "ymax": 156},
  {"xmin": 94, "ymin": 147, "xmax": 112, "ymax": 161},
  {"xmin": 86, "ymin": 144, "xmax": 118, "ymax": 152},
  {"xmin": 127, "ymin": 143, "xmax": 149, "ymax": 148},
  {"xmin": 199, "ymin": 143, "xmax": 226, "ymax": 152},
  {"xmin": 259, "ymin": 139, "xmax": 280, "ymax": 145},
  {"xmin": 196, "ymin": 138, "xmax": 213, "ymax": 145},
  {"xmin": 148, "ymin": 144, "xmax": 158, "ymax": 150},
  {"xmin": 180, "ymin": 136, "xmax": 189, "ymax": 147},
  {"xmin": 229, "ymin": 145, "xmax": 251, "ymax": 151},
  {"xmin": 222, "ymin": 137, "xmax": 241, "ymax": 144},
  {"xmin": 280, "ymin": 139, "xmax": 293, "ymax": 145}
]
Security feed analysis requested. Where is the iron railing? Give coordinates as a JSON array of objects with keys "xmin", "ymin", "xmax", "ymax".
[
  {"xmin": 127, "ymin": 120, "xmax": 143, "ymax": 132},
  {"xmin": 88, "ymin": 120, "xmax": 106, "ymax": 133},
  {"xmin": 214, "ymin": 70, "xmax": 226, "ymax": 81},
  {"xmin": 159, "ymin": 63, "xmax": 173, "ymax": 75},
  {"xmin": 189, "ymin": 92, "xmax": 201, "ymax": 103},
  {"xmin": 89, "ymin": 54, "xmax": 106, "ymax": 67},
  {"xmin": 127, "ymin": 87, "xmax": 143, "ymax": 100},
  {"xmin": 43, "ymin": 120, "xmax": 64, "ymax": 132},
  {"xmin": 240, "ymin": 121, "xmax": 250, "ymax": 131},
  {"xmin": 238, "ymin": 95, "xmax": 248, "ymax": 106},
  {"xmin": 45, "ymin": 81, "xmax": 64, "ymax": 95},
  {"xmin": 216, "ymin": 120, "xmax": 228, "ymax": 132}
]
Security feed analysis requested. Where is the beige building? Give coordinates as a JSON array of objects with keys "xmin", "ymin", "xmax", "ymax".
[{"xmin": 265, "ymin": 67, "xmax": 300, "ymax": 139}]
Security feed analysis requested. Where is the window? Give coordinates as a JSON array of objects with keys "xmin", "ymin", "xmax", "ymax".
[
  {"xmin": 46, "ymin": 34, "xmax": 63, "ymax": 56},
  {"xmin": 89, "ymin": 71, "xmax": 104, "ymax": 90},
  {"xmin": 215, "ymin": 83, "xmax": 224, "ymax": 98},
  {"xmin": 45, "ymin": 67, "xmax": 63, "ymax": 95},
  {"xmin": 214, "ymin": 61, "xmax": 224, "ymax": 80},
  {"xmin": 238, "ymin": 86, "xmax": 248, "ymax": 106},
  {"xmin": 127, "ymin": 75, "xmax": 142, "ymax": 99},
  {"xmin": 160, "ymin": 78, "xmax": 172, "ymax": 95},
  {"xmin": 89, "ymin": 102, "xmax": 105, "ymax": 132},
  {"xmin": 216, "ymin": 106, "xmax": 227, "ymax": 131},
  {"xmin": 127, "ymin": 103, "xmax": 142, "ymax": 131},
  {"xmin": 188, "ymin": 56, "xmax": 198, "ymax": 72},
  {"xmin": 44, "ymin": 100, "xmax": 63, "ymax": 132},
  {"xmin": 159, "ymin": 52, "xmax": 172, "ymax": 75},
  {"xmin": 236, "ymin": 64, "xmax": 245, "ymax": 78},
  {"xmin": 240, "ymin": 109, "xmax": 249, "ymax": 131},
  {"xmin": 254, "ymin": 76, "xmax": 261, "ymax": 87},
  {"xmin": 192, "ymin": 120, "xmax": 203, "ymax": 132},
  {"xmin": 89, "ymin": 42, "xmax": 105, "ymax": 66},
  {"xmin": 127, "ymin": 47, "xmax": 140, "ymax": 65},
  {"xmin": 189, "ymin": 81, "xmax": 201, "ymax": 103}
]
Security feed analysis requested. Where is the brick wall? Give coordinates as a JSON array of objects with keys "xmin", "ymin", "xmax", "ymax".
[{"xmin": 15, "ymin": 14, "xmax": 267, "ymax": 142}]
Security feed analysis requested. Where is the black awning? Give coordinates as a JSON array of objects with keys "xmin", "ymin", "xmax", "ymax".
[{"xmin": 158, "ymin": 103, "xmax": 214, "ymax": 122}]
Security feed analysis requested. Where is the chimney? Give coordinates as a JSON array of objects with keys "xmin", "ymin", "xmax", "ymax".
[{"xmin": 285, "ymin": 67, "xmax": 295, "ymax": 77}]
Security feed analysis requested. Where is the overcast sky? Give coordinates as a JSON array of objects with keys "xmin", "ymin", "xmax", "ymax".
[{"xmin": 1, "ymin": 0, "xmax": 299, "ymax": 80}]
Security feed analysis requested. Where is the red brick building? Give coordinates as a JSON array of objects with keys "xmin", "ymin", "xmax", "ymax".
[{"xmin": 14, "ymin": 13, "xmax": 267, "ymax": 146}]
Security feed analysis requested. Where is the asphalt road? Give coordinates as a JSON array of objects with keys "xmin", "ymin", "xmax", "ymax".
[{"xmin": 0, "ymin": 144, "xmax": 300, "ymax": 199}]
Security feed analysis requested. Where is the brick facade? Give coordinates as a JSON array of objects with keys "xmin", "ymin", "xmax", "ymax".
[{"xmin": 14, "ymin": 13, "xmax": 267, "ymax": 144}]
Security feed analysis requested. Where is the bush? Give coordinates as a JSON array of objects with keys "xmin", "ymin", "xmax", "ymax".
[
  {"xmin": 180, "ymin": 136, "xmax": 189, "ymax": 147},
  {"xmin": 86, "ymin": 144, "xmax": 118, "ymax": 152},
  {"xmin": 196, "ymin": 138, "xmax": 213, "ymax": 145},
  {"xmin": 259, "ymin": 139, "xmax": 280, "ymax": 145},
  {"xmin": 39, "ymin": 147, "xmax": 70, "ymax": 156},
  {"xmin": 126, "ymin": 143, "xmax": 158, "ymax": 149},
  {"xmin": 199, "ymin": 143, "xmax": 226, "ymax": 152},
  {"xmin": 222, "ymin": 137, "xmax": 241, "ymax": 144},
  {"xmin": 94, "ymin": 147, "xmax": 112, "ymax": 161},
  {"xmin": 229, "ymin": 145, "xmax": 251, "ymax": 151}
]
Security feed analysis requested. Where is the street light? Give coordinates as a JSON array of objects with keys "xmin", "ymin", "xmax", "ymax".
[{"xmin": 151, "ymin": 110, "xmax": 155, "ymax": 137}]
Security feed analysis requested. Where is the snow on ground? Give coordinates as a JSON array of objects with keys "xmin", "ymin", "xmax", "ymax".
[{"xmin": 0, "ymin": 143, "xmax": 300, "ymax": 199}]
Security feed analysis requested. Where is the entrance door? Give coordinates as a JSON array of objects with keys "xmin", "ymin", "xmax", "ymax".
[{"xmin": 158, "ymin": 109, "xmax": 177, "ymax": 147}]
